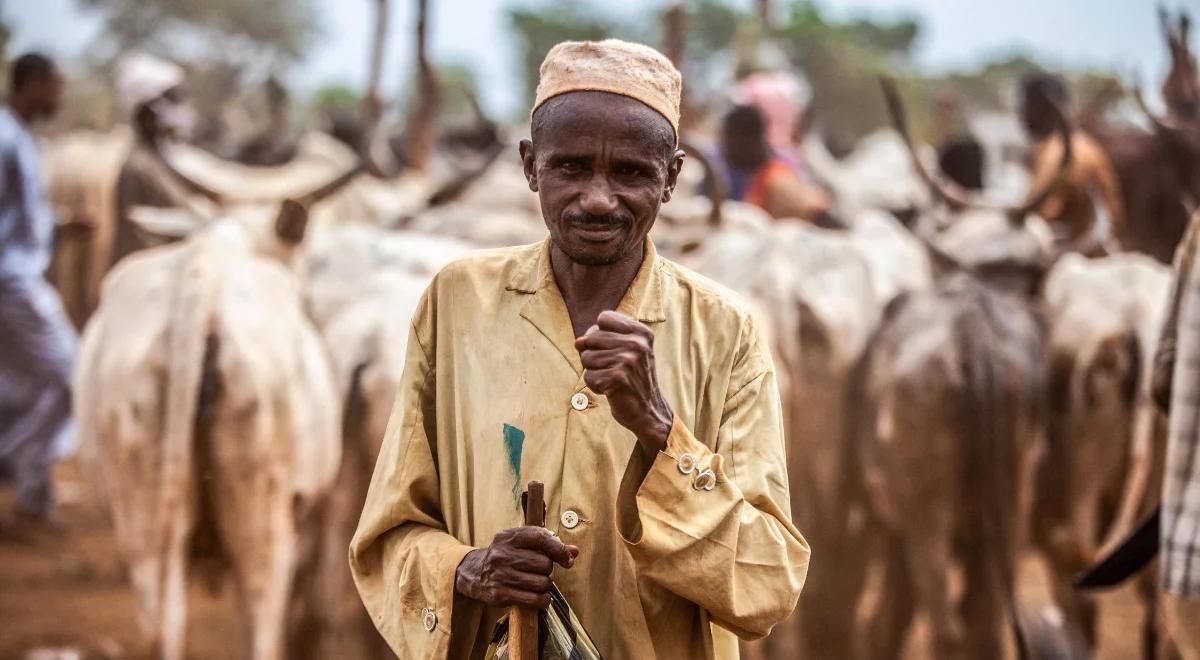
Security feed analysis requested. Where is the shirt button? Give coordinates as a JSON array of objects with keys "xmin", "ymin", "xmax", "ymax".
[
  {"xmin": 693, "ymin": 469, "xmax": 717, "ymax": 491},
  {"xmin": 421, "ymin": 607, "xmax": 437, "ymax": 632},
  {"xmin": 677, "ymin": 453, "xmax": 696, "ymax": 475},
  {"xmin": 571, "ymin": 392, "xmax": 589, "ymax": 411},
  {"xmin": 561, "ymin": 509, "xmax": 580, "ymax": 529}
]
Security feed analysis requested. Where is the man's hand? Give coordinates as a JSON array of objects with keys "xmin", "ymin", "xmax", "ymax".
[
  {"xmin": 575, "ymin": 310, "xmax": 674, "ymax": 455},
  {"xmin": 454, "ymin": 527, "xmax": 578, "ymax": 608}
]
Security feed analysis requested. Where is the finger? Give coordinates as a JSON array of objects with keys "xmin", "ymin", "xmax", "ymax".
[
  {"xmin": 597, "ymin": 310, "xmax": 647, "ymax": 335},
  {"xmin": 579, "ymin": 348, "xmax": 627, "ymax": 370},
  {"xmin": 507, "ymin": 549, "xmax": 554, "ymax": 575},
  {"xmin": 583, "ymin": 368, "xmax": 619, "ymax": 394},
  {"xmin": 496, "ymin": 567, "xmax": 554, "ymax": 594},
  {"xmin": 575, "ymin": 329, "xmax": 646, "ymax": 352},
  {"xmin": 513, "ymin": 527, "xmax": 576, "ymax": 567}
]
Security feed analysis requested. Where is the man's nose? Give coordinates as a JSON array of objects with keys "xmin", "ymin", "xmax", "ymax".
[{"xmin": 578, "ymin": 175, "xmax": 619, "ymax": 216}]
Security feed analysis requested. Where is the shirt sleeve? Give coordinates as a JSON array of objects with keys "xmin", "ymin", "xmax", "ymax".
[
  {"xmin": 348, "ymin": 298, "xmax": 477, "ymax": 659},
  {"xmin": 614, "ymin": 315, "xmax": 811, "ymax": 640}
]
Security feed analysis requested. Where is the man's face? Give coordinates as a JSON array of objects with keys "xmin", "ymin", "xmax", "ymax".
[
  {"xmin": 30, "ymin": 70, "xmax": 65, "ymax": 120},
  {"xmin": 520, "ymin": 91, "xmax": 684, "ymax": 266}
]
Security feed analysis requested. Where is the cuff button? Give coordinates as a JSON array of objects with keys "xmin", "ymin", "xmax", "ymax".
[
  {"xmin": 693, "ymin": 469, "xmax": 716, "ymax": 491},
  {"xmin": 421, "ymin": 607, "xmax": 437, "ymax": 632},
  {"xmin": 677, "ymin": 453, "xmax": 696, "ymax": 475}
]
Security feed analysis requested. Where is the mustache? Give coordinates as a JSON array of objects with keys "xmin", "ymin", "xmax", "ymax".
[{"xmin": 563, "ymin": 210, "xmax": 633, "ymax": 227}]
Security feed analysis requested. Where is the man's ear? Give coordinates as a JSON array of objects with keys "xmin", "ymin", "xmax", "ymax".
[
  {"xmin": 662, "ymin": 148, "xmax": 685, "ymax": 203},
  {"xmin": 519, "ymin": 139, "xmax": 538, "ymax": 192}
]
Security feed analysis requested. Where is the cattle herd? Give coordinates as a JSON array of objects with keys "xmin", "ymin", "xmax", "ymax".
[{"xmin": 21, "ymin": 8, "xmax": 1200, "ymax": 660}]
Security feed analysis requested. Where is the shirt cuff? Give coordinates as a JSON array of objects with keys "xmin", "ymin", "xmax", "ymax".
[
  {"xmin": 616, "ymin": 416, "xmax": 730, "ymax": 546},
  {"xmin": 419, "ymin": 542, "xmax": 477, "ymax": 639}
]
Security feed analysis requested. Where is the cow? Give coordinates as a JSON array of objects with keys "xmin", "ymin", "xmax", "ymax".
[
  {"xmin": 42, "ymin": 128, "xmax": 434, "ymax": 327},
  {"xmin": 850, "ymin": 77, "xmax": 1075, "ymax": 659},
  {"xmin": 1082, "ymin": 9, "xmax": 1199, "ymax": 263},
  {"xmin": 857, "ymin": 273, "xmax": 1047, "ymax": 659},
  {"xmin": 299, "ymin": 224, "xmax": 470, "ymax": 658},
  {"xmin": 1035, "ymin": 252, "xmax": 1171, "ymax": 656},
  {"xmin": 73, "ymin": 164, "xmax": 360, "ymax": 660},
  {"xmin": 660, "ymin": 131, "xmax": 931, "ymax": 660}
]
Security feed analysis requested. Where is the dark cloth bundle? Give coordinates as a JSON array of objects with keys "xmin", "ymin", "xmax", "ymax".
[{"xmin": 484, "ymin": 583, "xmax": 603, "ymax": 660}]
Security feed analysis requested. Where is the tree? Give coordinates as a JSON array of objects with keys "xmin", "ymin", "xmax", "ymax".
[{"xmin": 78, "ymin": 0, "xmax": 319, "ymax": 65}]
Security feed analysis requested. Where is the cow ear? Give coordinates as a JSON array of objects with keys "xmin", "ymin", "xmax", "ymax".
[{"xmin": 275, "ymin": 199, "xmax": 310, "ymax": 245}]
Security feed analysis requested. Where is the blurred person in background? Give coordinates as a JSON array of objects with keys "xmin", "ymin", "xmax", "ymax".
[
  {"xmin": 1020, "ymin": 72, "xmax": 1125, "ymax": 255},
  {"xmin": 0, "ymin": 53, "xmax": 84, "ymax": 531},
  {"xmin": 713, "ymin": 103, "xmax": 833, "ymax": 224},
  {"xmin": 110, "ymin": 52, "xmax": 216, "ymax": 269},
  {"xmin": 1153, "ymin": 209, "xmax": 1200, "ymax": 660}
]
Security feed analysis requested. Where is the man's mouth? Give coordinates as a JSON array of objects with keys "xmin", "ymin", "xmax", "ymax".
[{"xmin": 570, "ymin": 218, "xmax": 626, "ymax": 243}]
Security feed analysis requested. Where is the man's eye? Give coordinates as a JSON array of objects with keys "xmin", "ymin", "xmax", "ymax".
[
  {"xmin": 617, "ymin": 165, "xmax": 643, "ymax": 177},
  {"xmin": 560, "ymin": 161, "xmax": 583, "ymax": 174}
]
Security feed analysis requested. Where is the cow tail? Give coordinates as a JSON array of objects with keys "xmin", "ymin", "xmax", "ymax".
[
  {"xmin": 157, "ymin": 245, "xmax": 219, "ymax": 589},
  {"xmin": 956, "ymin": 291, "xmax": 1030, "ymax": 660}
]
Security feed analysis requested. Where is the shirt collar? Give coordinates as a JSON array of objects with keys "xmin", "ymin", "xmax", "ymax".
[{"xmin": 506, "ymin": 237, "xmax": 667, "ymax": 325}]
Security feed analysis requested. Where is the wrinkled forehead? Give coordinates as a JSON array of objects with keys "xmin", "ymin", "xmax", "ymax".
[{"xmin": 532, "ymin": 91, "xmax": 675, "ymax": 158}]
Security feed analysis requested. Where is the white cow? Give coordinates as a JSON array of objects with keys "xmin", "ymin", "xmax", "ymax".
[
  {"xmin": 74, "ymin": 174, "xmax": 355, "ymax": 660},
  {"xmin": 1036, "ymin": 252, "xmax": 1170, "ymax": 650},
  {"xmin": 300, "ymin": 224, "xmax": 472, "ymax": 657}
]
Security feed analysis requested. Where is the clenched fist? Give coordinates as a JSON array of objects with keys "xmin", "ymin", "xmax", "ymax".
[
  {"xmin": 455, "ymin": 527, "xmax": 578, "ymax": 608},
  {"xmin": 575, "ymin": 310, "xmax": 674, "ymax": 455}
]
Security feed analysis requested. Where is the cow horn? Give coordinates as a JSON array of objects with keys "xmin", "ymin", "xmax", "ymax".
[
  {"xmin": 146, "ymin": 141, "xmax": 224, "ymax": 205},
  {"xmin": 679, "ymin": 138, "xmax": 724, "ymax": 227},
  {"xmin": 1134, "ymin": 84, "xmax": 1186, "ymax": 137},
  {"xmin": 274, "ymin": 161, "xmax": 367, "ymax": 244},
  {"xmin": 879, "ymin": 76, "xmax": 977, "ymax": 212},
  {"xmin": 1009, "ymin": 84, "xmax": 1074, "ymax": 220}
]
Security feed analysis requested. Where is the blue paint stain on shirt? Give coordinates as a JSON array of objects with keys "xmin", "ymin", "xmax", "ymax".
[{"xmin": 503, "ymin": 424, "xmax": 525, "ymax": 507}]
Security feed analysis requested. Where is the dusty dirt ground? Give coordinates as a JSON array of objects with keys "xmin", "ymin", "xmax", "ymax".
[{"xmin": 1, "ymin": 461, "xmax": 1148, "ymax": 659}]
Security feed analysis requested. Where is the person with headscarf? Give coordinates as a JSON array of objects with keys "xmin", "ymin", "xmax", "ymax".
[
  {"xmin": 110, "ymin": 52, "xmax": 216, "ymax": 268},
  {"xmin": 714, "ymin": 103, "xmax": 832, "ymax": 223},
  {"xmin": 350, "ymin": 39, "xmax": 810, "ymax": 659},
  {"xmin": 0, "ymin": 53, "xmax": 81, "ymax": 530}
]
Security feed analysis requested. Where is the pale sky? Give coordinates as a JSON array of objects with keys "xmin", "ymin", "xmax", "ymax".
[{"xmin": 5, "ymin": 0, "xmax": 1194, "ymax": 116}]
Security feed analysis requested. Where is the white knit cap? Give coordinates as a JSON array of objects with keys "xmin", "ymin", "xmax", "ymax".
[
  {"xmin": 116, "ymin": 52, "xmax": 185, "ymax": 115},
  {"xmin": 532, "ymin": 39, "xmax": 682, "ymax": 140}
]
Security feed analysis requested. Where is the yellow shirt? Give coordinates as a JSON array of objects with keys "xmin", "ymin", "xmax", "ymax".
[{"xmin": 349, "ymin": 239, "xmax": 809, "ymax": 659}]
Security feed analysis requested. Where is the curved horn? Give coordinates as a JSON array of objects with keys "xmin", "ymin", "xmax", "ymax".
[
  {"xmin": 145, "ymin": 141, "xmax": 224, "ymax": 205},
  {"xmin": 425, "ymin": 139, "xmax": 504, "ymax": 207},
  {"xmin": 1134, "ymin": 84, "xmax": 1186, "ymax": 137},
  {"xmin": 1010, "ymin": 85, "xmax": 1074, "ymax": 219},
  {"xmin": 679, "ymin": 138, "xmax": 725, "ymax": 227},
  {"xmin": 274, "ymin": 161, "xmax": 367, "ymax": 245},
  {"xmin": 879, "ymin": 76, "xmax": 976, "ymax": 211}
]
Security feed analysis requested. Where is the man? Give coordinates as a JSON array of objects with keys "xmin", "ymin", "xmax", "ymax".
[
  {"xmin": 110, "ymin": 52, "xmax": 216, "ymax": 268},
  {"xmin": 1153, "ymin": 209, "xmax": 1200, "ymax": 659},
  {"xmin": 713, "ymin": 103, "xmax": 832, "ymax": 223},
  {"xmin": 0, "ymin": 53, "xmax": 78, "ymax": 526},
  {"xmin": 1020, "ymin": 73, "xmax": 1126, "ymax": 255},
  {"xmin": 350, "ymin": 39, "xmax": 810, "ymax": 659}
]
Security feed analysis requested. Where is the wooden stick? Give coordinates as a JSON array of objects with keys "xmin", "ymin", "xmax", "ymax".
[{"xmin": 509, "ymin": 480, "xmax": 544, "ymax": 660}]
